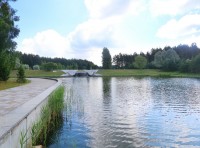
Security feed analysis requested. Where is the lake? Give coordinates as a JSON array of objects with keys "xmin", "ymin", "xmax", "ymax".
[{"xmin": 48, "ymin": 77, "xmax": 200, "ymax": 148}]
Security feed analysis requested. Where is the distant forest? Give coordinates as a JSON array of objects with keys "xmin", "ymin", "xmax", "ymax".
[
  {"xmin": 15, "ymin": 51, "xmax": 99, "ymax": 70},
  {"xmin": 112, "ymin": 43, "xmax": 200, "ymax": 73},
  {"xmin": 16, "ymin": 43, "xmax": 200, "ymax": 73}
]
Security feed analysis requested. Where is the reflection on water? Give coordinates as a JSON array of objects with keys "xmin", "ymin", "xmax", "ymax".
[{"xmin": 48, "ymin": 77, "xmax": 200, "ymax": 148}]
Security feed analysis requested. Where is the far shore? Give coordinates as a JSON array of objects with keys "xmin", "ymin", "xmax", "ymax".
[
  {"xmin": 97, "ymin": 69, "xmax": 200, "ymax": 78},
  {"xmin": 8, "ymin": 69, "xmax": 200, "ymax": 79}
]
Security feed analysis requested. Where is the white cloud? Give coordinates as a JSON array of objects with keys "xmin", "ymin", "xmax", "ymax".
[
  {"xmin": 20, "ymin": 30, "xmax": 73, "ymax": 58},
  {"xmin": 19, "ymin": 0, "xmax": 200, "ymax": 66},
  {"xmin": 18, "ymin": 0, "xmax": 148, "ymax": 66},
  {"xmin": 84, "ymin": 0, "xmax": 145, "ymax": 19},
  {"xmin": 182, "ymin": 35, "xmax": 200, "ymax": 47},
  {"xmin": 156, "ymin": 14, "xmax": 200, "ymax": 39},
  {"xmin": 149, "ymin": 0, "xmax": 200, "ymax": 17},
  {"xmin": 68, "ymin": 18, "xmax": 119, "ymax": 51}
]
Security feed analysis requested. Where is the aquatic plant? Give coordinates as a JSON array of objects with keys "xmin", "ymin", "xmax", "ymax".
[
  {"xmin": 30, "ymin": 86, "xmax": 65, "ymax": 146},
  {"xmin": 19, "ymin": 130, "xmax": 28, "ymax": 148}
]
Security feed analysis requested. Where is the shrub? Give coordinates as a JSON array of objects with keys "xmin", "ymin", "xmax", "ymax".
[
  {"xmin": 22, "ymin": 64, "xmax": 30, "ymax": 70},
  {"xmin": 33, "ymin": 65, "xmax": 40, "ymax": 70},
  {"xmin": 17, "ymin": 65, "xmax": 26, "ymax": 83}
]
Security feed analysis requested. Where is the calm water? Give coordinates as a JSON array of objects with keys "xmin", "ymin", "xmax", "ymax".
[{"xmin": 48, "ymin": 77, "xmax": 200, "ymax": 148}]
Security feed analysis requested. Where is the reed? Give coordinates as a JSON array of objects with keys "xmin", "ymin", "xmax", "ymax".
[
  {"xmin": 19, "ymin": 130, "xmax": 29, "ymax": 148},
  {"xmin": 30, "ymin": 86, "xmax": 65, "ymax": 147}
]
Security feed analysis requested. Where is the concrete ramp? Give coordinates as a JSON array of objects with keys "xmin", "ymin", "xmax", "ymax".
[
  {"xmin": 62, "ymin": 70, "xmax": 99, "ymax": 77},
  {"xmin": 62, "ymin": 70, "xmax": 78, "ymax": 76},
  {"xmin": 84, "ymin": 70, "xmax": 98, "ymax": 76}
]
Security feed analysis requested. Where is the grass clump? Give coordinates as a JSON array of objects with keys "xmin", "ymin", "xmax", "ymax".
[
  {"xmin": 31, "ymin": 86, "xmax": 65, "ymax": 147},
  {"xmin": 0, "ymin": 78, "xmax": 30, "ymax": 90}
]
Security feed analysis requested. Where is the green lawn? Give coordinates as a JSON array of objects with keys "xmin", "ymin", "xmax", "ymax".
[
  {"xmin": 97, "ymin": 69, "xmax": 200, "ymax": 78},
  {"xmin": 10, "ymin": 70, "xmax": 64, "ymax": 78},
  {"xmin": 0, "ymin": 70, "xmax": 63, "ymax": 90},
  {"xmin": 0, "ymin": 78, "xmax": 30, "ymax": 91}
]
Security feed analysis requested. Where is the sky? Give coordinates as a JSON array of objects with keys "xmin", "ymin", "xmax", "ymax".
[{"xmin": 12, "ymin": 0, "xmax": 200, "ymax": 66}]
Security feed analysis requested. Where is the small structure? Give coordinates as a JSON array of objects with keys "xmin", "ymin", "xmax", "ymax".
[
  {"xmin": 62, "ymin": 70, "xmax": 99, "ymax": 77},
  {"xmin": 62, "ymin": 70, "xmax": 77, "ymax": 76},
  {"xmin": 84, "ymin": 70, "xmax": 98, "ymax": 76}
]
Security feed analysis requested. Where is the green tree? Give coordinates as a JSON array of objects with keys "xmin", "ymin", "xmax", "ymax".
[
  {"xmin": 152, "ymin": 51, "xmax": 164, "ymax": 68},
  {"xmin": 179, "ymin": 59, "xmax": 191, "ymax": 72},
  {"xmin": 153, "ymin": 49, "xmax": 180, "ymax": 71},
  {"xmin": 14, "ymin": 57, "xmax": 21, "ymax": 69},
  {"xmin": 134, "ymin": 55, "xmax": 147, "ymax": 69},
  {"xmin": 0, "ymin": 52, "xmax": 13, "ymax": 80},
  {"xmin": 17, "ymin": 65, "xmax": 26, "ymax": 83},
  {"xmin": 41, "ymin": 62, "xmax": 58, "ymax": 71},
  {"xmin": 190, "ymin": 54, "xmax": 200, "ymax": 73},
  {"xmin": 102, "ymin": 47, "xmax": 112, "ymax": 69},
  {"xmin": 0, "ymin": 0, "xmax": 20, "ymax": 81}
]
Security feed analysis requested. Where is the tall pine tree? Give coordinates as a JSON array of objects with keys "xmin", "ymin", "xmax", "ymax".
[{"xmin": 102, "ymin": 47, "xmax": 112, "ymax": 69}]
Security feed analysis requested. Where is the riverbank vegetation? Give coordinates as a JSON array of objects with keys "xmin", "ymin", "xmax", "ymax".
[{"xmin": 30, "ymin": 86, "xmax": 65, "ymax": 147}]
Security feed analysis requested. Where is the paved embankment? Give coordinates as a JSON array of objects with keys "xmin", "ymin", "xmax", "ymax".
[
  {"xmin": 0, "ymin": 78, "xmax": 61, "ymax": 148},
  {"xmin": 0, "ymin": 78, "xmax": 56, "ymax": 116}
]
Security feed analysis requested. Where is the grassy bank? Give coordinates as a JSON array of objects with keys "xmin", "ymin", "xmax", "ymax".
[
  {"xmin": 30, "ymin": 86, "xmax": 65, "ymax": 147},
  {"xmin": 8, "ymin": 69, "xmax": 200, "ymax": 78},
  {"xmin": 10, "ymin": 70, "xmax": 64, "ymax": 78},
  {"xmin": 0, "ymin": 78, "xmax": 30, "ymax": 90},
  {"xmin": 98, "ymin": 69, "xmax": 200, "ymax": 78}
]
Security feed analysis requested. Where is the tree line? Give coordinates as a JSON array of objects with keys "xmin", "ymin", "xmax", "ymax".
[
  {"xmin": 102, "ymin": 43, "xmax": 200, "ymax": 73},
  {"xmin": 15, "ymin": 51, "xmax": 98, "ymax": 71}
]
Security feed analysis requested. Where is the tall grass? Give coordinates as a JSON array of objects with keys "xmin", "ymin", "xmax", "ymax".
[{"xmin": 31, "ymin": 86, "xmax": 65, "ymax": 146}]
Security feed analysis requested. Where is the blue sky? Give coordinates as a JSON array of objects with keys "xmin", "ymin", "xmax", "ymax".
[{"xmin": 12, "ymin": 0, "xmax": 200, "ymax": 65}]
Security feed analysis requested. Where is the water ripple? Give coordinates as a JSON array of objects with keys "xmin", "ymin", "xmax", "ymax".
[{"xmin": 48, "ymin": 77, "xmax": 200, "ymax": 148}]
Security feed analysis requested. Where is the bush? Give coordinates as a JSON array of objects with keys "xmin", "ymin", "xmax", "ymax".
[
  {"xmin": 33, "ymin": 65, "xmax": 40, "ymax": 70},
  {"xmin": 17, "ymin": 65, "xmax": 26, "ymax": 83},
  {"xmin": 22, "ymin": 64, "xmax": 30, "ymax": 70}
]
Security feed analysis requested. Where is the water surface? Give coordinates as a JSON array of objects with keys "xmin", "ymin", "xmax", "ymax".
[{"xmin": 48, "ymin": 77, "xmax": 200, "ymax": 148}]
